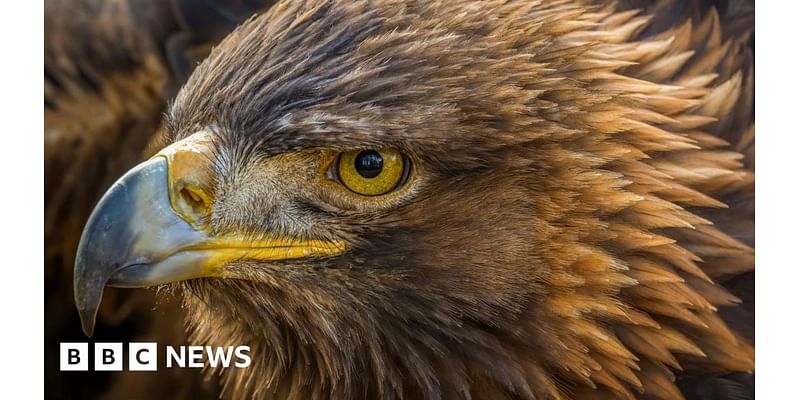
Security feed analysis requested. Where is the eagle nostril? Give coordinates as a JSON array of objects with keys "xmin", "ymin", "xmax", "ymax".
[{"xmin": 174, "ymin": 182, "xmax": 210, "ymax": 224}]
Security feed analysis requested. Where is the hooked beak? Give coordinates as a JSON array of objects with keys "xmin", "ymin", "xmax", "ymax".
[{"xmin": 73, "ymin": 132, "xmax": 345, "ymax": 336}]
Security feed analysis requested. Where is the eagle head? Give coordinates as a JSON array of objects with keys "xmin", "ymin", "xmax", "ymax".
[{"xmin": 74, "ymin": 1, "xmax": 754, "ymax": 399}]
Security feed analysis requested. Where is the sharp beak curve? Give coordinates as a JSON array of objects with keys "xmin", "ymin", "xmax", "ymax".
[
  {"xmin": 74, "ymin": 132, "xmax": 345, "ymax": 337},
  {"xmin": 73, "ymin": 156, "xmax": 202, "ymax": 336}
]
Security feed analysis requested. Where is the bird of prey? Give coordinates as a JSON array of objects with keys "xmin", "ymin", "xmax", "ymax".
[{"xmin": 72, "ymin": 0, "xmax": 754, "ymax": 399}]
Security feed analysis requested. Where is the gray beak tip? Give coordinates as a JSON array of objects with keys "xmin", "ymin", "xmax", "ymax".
[{"xmin": 78, "ymin": 308, "xmax": 97, "ymax": 337}]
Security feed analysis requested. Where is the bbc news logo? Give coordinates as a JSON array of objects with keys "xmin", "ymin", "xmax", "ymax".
[{"xmin": 60, "ymin": 343, "xmax": 251, "ymax": 371}]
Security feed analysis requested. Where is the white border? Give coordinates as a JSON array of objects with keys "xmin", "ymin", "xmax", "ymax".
[
  {"xmin": 757, "ymin": 2, "xmax": 800, "ymax": 399},
  {"xmin": 0, "ymin": 0, "xmax": 44, "ymax": 397}
]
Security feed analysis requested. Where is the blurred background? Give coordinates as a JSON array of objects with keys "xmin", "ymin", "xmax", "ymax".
[{"xmin": 44, "ymin": 1, "xmax": 276, "ymax": 398}]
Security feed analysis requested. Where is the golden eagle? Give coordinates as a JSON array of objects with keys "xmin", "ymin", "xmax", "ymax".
[{"xmin": 68, "ymin": 0, "xmax": 754, "ymax": 399}]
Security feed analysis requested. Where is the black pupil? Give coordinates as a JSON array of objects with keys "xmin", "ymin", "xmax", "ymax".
[{"xmin": 354, "ymin": 150, "xmax": 383, "ymax": 178}]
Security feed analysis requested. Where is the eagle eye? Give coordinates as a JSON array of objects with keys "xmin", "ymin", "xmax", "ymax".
[{"xmin": 335, "ymin": 149, "xmax": 408, "ymax": 196}]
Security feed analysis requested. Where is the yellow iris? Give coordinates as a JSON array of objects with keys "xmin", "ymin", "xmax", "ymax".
[{"xmin": 338, "ymin": 149, "xmax": 405, "ymax": 196}]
